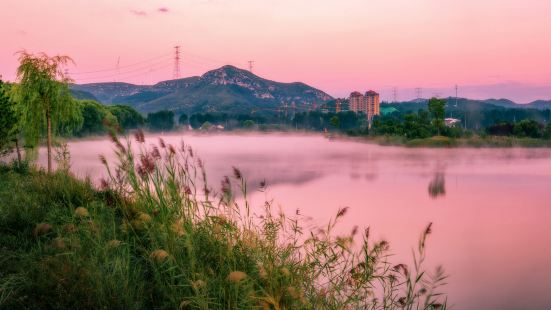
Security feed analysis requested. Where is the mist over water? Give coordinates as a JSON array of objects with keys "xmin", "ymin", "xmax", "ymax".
[{"xmin": 40, "ymin": 132, "xmax": 551, "ymax": 309}]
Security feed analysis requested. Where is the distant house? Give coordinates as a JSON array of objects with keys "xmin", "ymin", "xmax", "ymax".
[{"xmin": 445, "ymin": 117, "xmax": 461, "ymax": 127}]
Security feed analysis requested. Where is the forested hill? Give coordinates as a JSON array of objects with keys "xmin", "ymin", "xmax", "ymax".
[{"xmin": 70, "ymin": 65, "xmax": 333, "ymax": 116}]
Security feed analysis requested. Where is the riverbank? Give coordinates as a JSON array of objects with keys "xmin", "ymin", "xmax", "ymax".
[
  {"xmin": 0, "ymin": 134, "xmax": 446, "ymax": 309},
  {"xmin": 341, "ymin": 134, "xmax": 551, "ymax": 148}
]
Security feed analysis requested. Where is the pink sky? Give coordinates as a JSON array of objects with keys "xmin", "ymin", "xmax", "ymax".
[{"xmin": 1, "ymin": 0, "xmax": 551, "ymax": 102}]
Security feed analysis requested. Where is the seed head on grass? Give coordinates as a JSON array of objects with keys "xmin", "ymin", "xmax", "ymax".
[
  {"xmin": 120, "ymin": 221, "xmax": 130, "ymax": 233},
  {"xmin": 131, "ymin": 219, "xmax": 147, "ymax": 231},
  {"xmin": 191, "ymin": 279, "xmax": 206, "ymax": 290},
  {"xmin": 232, "ymin": 166, "xmax": 242, "ymax": 179},
  {"xmin": 137, "ymin": 212, "xmax": 152, "ymax": 222},
  {"xmin": 86, "ymin": 220, "xmax": 100, "ymax": 234},
  {"xmin": 336, "ymin": 206, "xmax": 349, "ymax": 218},
  {"xmin": 33, "ymin": 223, "xmax": 52, "ymax": 236},
  {"xmin": 227, "ymin": 271, "xmax": 247, "ymax": 283},
  {"xmin": 134, "ymin": 129, "xmax": 145, "ymax": 143},
  {"xmin": 286, "ymin": 286, "xmax": 301, "ymax": 299},
  {"xmin": 63, "ymin": 223, "xmax": 77, "ymax": 233},
  {"xmin": 280, "ymin": 267, "xmax": 291, "ymax": 277},
  {"xmin": 258, "ymin": 265, "xmax": 268, "ymax": 279},
  {"xmin": 150, "ymin": 249, "xmax": 169, "ymax": 262},
  {"xmin": 74, "ymin": 207, "xmax": 89, "ymax": 218},
  {"xmin": 171, "ymin": 222, "xmax": 185, "ymax": 236},
  {"xmin": 51, "ymin": 237, "xmax": 66, "ymax": 250},
  {"xmin": 107, "ymin": 240, "xmax": 122, "ymax": 248}
]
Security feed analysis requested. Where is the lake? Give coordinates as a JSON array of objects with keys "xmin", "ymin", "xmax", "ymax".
[{"xmin": 40, "ymin": 132, "xmax": 551, "ymax": 309}]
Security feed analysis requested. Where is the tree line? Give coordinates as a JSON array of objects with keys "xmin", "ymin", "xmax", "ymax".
[{"xmin": 371, "ymin": 99, "xmax": 551, "ymax": 140}]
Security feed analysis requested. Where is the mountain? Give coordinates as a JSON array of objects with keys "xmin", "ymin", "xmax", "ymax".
[
  {"xmin": 527, "ymin": 100, "xmax": 551, "ymax": 110},
  {"xmin": 71, "ymin": 66, "xmax": 333, "ymax": 115},
  {"xmin": 70, "ymin": 89, "xmax": 99, "ymax": 101}
]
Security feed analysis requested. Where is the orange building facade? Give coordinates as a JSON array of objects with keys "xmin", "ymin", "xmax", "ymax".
[{"xmin": 348, "ymin": 90, "xmax": 380, "ymax": 120}]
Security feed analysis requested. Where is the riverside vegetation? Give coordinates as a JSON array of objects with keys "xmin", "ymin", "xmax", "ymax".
[{"xmin": 0, "ymin": 131, "xmax": 448, "ymax": 309}]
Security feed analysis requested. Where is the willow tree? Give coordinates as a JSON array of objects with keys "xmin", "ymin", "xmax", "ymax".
[{"xmin": 14, "ymin": 51, "xmax": 82, "ymax": 172}]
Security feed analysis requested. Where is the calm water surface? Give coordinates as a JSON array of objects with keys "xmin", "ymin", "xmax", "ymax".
[{"xmin": 41, "ymin": 133, "xmax": 551, "ymax": 309}]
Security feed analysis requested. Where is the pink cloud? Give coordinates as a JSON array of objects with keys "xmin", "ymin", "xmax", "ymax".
[
  {"xmin": 158, "ymin": 7, "xmax": 169, "ymax": 13},
  {"xmin": 130, "ymin": 9, "xmax": 147, "ymax": 16}
]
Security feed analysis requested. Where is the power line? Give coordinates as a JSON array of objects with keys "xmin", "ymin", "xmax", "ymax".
[
  {"xmin": 70, "ymin": 53, "xmax": 172, "ymax": 75},
  {"xmin": 74, "ymin": 58, "xmax": 171, "ymax": 82}
]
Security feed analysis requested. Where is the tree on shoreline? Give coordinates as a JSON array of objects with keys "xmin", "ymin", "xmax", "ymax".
[
  {"xmin": 428, "ymin": 97, "xmax": 446, "ymax": 135},
  {"xmin": 13, "ymin": 51, "xmax": 82, "ymax": 172}
]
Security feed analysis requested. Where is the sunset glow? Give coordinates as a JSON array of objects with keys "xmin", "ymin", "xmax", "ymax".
[{"xmin": 2, "ymin": 0, "xmax": 551, "ymax": 101}]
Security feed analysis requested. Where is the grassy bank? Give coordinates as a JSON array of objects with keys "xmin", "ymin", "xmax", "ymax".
[
  {"xmin": 358, "ymin": 134, "xmax": 551, "ymax": 148},
  {"xmin": 0, "ymin": 133, "xmax": 447, "ymax": 309}
]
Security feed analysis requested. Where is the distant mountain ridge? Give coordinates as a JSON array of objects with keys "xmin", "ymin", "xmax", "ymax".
[{"xmin": 71, "ymin": 65, "xmax": 333, "ymax": 115}]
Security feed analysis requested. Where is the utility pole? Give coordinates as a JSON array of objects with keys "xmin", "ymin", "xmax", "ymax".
[
  {"xmin": 248, "ymin": 60, "xmax": 254, "ymax": 73},
  {"xmin": 173, "ymin": 46, "xmax": 181, "ymax": 79}
]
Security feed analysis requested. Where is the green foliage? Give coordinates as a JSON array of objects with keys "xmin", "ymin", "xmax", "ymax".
[
  {"xmin": 0, "ymin": 81, "xmax": 20, "ymax": 156},
  {"xmin": 75, "ymin": 100, "xmax": 118, "ymax": 136},
  {"xmin": 372, "ymin": 110, "xmax": 434, "ymax": 139},
  {"xmin": 147, "ymin": 110, "xmax": 174, "ymax": 131},
  {"xmin": 108, "ymin": 105, "xmax": 145, "ymax": 130},
  {"xmin": 428, "ymin": 98, "xmax": 446, "ymax": 134},
  {"xmin": 200, "ymin": 121, "xmax": 213, "ymax": 130},
  {"xmin": 486, "ymin": 120, "xmax": 545, "ymax": 138},
  {"xmin": 486, "ymin": 122, "xmax": 515, "ymax": 136},
  {"xmin": 242, "ymin": 119, "xmax": 255, "ymax": 128},
  {"xmin": 178, "ymin": 113, "xmax": 188, "ymax": 125},
  {"xmin": 13, "ymin": 51, "xmax": 82, "ymax": 148},
  {"xmin": 513, "ymin": 119, "xmax": 543, "ymax": 138},
  {"xmin": 544, "ymin": 123, "xmax": 551, "ymax": 139},
  {"xmin": 329, "ymin": 115, "xmax": 340, "ymax": 128},
  {"xmin": 292, "ymin": 111, "xmax": 361, "ymax": 131}
]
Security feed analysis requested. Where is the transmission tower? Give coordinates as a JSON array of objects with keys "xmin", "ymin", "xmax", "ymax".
[
  {"xmin": 415, "ymin": 87, "xmax": 422, "ymax": 100},
  {"xmin": 173, "ymin": 46, "xmax": 181, "ymax": 79},
  {"xmin": 114, "ymin": 57, "xmax": 120, "ymax": 82},
  {"xmin": 454, "ymin": 84, "xmax": 458, "ymax": 107},
  {"xmin": 248, "ymin": 60, "xmax": 254, "ymax": 73},
  {"xmin": 392, "ymin": 87, "xmax": 398, "ymax": 103}
]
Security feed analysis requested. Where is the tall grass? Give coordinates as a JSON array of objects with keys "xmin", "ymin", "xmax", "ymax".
[{"xmin": 0, "ymin": 131, "xmax": 447, "ymax": 309}]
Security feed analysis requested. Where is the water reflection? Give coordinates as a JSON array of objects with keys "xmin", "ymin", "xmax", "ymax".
[{"xmin": 428, "ymin": 172, "xmax": 446, "ymax": 198}]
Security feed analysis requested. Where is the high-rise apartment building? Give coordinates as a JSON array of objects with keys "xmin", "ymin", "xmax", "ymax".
[{"xmin": 348, "ymin": 90, "xmax": 380, "ymax": 120}]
